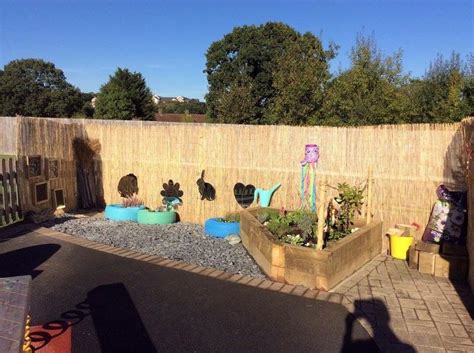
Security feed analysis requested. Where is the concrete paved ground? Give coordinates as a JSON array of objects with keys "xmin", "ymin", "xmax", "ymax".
[
  {"xmin": 0, "ymin": 227, "xmax": 380, "ymax": 353},
  {"xmin": 332, "ymin": 255, "xmax": 474, "ymax": 353}
]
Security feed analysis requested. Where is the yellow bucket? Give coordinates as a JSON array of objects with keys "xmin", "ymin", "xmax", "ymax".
[{"xmin": 390, "ymin": 235, "xmax": 414, "ymax": 260}]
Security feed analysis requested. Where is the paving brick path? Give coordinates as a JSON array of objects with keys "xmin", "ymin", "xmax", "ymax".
[{"xmin": 332, "ymin": 255, "xmax": 474, "ymax": 353}]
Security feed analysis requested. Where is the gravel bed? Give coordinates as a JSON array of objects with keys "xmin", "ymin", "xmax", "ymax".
[{"xmin": 49, "ymin": 218, "xmax": 265, "ymax": 278}]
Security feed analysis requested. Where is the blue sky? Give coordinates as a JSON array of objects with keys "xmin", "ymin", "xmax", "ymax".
[{"xmin": 1, "ymin": 0, "xmax": 472, "ymax": 100}]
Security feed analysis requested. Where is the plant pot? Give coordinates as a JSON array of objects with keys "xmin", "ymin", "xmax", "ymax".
[
  {"xmin": 204, "ymin": 218, "xmax": 240, "ymax": 238},
  {"xmin": 137, "ymin": 209, "xmax": 176, "ymax": 225},
  {"xmin": 104, "ymin": 204, "xmax": 145, "ymax": 222},
  {"xmin": 390, "ymin": 235, "xmax": 414, "ymax": 260}
]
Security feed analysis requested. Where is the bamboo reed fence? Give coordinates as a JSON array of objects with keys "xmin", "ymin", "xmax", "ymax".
[
  {"xmin": 83, "ymin": 119, "xmax": 470, "ymax": 236},
  {"xmin": 0, "ymin": 116, "xmax": 472, "ymax": 251}
]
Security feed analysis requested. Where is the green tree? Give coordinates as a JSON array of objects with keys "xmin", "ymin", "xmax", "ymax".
[
  {"xmin": 322, "ymin": 34, "xmax": 409, "ymax": 126},
  {"xmin": 79, "ymin": 91, "xmax": 96, "ymax": 118},
  {"xmin": 205, "ymin": 22, "xmax": 334, "ymax": 124},
  {"xmin": 463, "ymin": 54, "xmax": 474, "ymax": 115},
  {"xmin": 94, "ymin": 68, "xmax": 155, "ymax": 120},
  {"xmin": 403, "ymin": 52, "xmax": 472, "ymax": 123},
  {"xmin": 214, "ymin": 78, "xmax": 258, "ymax": 123},
  {"xmin": 0, "ymin": 58, "xmax": 83, "ymax": 117},
  {"xmin": 269, "ymin": 34, "xmax": 337, "ymax": 125}
]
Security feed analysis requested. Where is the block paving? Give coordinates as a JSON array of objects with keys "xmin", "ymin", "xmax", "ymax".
[
  {"xmin": 0, "ymin": 276, "xmax": 31, "ymax": 353},
  {"xmin": 332, "ymin": 254, "xmax": 474, "ymax": 353}
]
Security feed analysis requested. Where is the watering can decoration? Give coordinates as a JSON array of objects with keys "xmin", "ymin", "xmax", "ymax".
[{"xmin": 254, "ymin": 183, "xmax": 281, "ymax": 207}]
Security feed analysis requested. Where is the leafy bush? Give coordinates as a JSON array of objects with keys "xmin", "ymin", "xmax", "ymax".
[{"xmin": 326, "ymin": 182, "xmax": 365, "ymax": 241}]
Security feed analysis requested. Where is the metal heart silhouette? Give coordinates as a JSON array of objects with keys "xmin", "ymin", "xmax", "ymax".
[{"xmin": 233, "ymin": 183, "xmax": 256, "ymax": 208}]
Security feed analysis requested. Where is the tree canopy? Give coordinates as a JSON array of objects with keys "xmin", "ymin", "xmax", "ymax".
[
  {"xmin": 322, "ymin": 34, "xmax": 409, "ymax": 126},
  {"xmin": 0, "ymin": 59, "xmax": 83, "ymax": 117},
  {"xmin": 410, "ymin": 53, "xmax": 472, "ymax": 123},
  {"xmin": 205, "ymin": 22, "xmax": 335, "ymax": 124},
  {"xmin": 205, "ymin": 24, "xmax": 473, "ymax": 126},
  {"xmin": 94, "ymin": 68, "xmax": 155, "ymax": 120}
]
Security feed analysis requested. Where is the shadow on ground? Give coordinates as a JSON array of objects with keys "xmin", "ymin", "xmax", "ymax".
[
  {"xmin": 31, "ymin": 283, "xmax": 156, "ymax": 353},
  {"xmin": 0, "ymin": 243, "xmax": 60, "ymax": 278},
  {"xmin": 342, "ymin": 299, "xmax": 415, "ymax": 353}
]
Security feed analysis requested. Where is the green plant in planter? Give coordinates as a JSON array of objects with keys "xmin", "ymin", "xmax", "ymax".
[
  {"xmin": 121, "ymin": 193, "xmax": 144, "ymax": 207},
  {"xmin": 216, "ymin": 214, "xmax": 240, "ymax": 223},
  {"xmin": 157, "ymin": 196, "xmax": 182, "ymax": 212},
  {"xmin": 266, "ymin": 208, "xmax": 317, "ymax": 246},
  {"xmin": 281, "ymin": 234, "xmax": 305, "ymax": 246},
  {"xmin": 327, "ymin": 182, "xmax": 365, "ymax": 241}
]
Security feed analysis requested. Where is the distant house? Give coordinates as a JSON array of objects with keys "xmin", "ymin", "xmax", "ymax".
[{"xmin": 152, "ymin": 94, "xmax": 199, "ymax": 104}]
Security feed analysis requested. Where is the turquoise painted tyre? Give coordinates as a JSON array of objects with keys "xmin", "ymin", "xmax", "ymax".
[
  {"xmin": 137, "ymin": 210, "xmax": 176, "ymax": 225},
  {"xmin": 204, "ymin": 218, "xmax": 240, "ymax": 238},
  {"xmin": 104, "ymin": 204, "xmax": 145, "ymax": 222}
]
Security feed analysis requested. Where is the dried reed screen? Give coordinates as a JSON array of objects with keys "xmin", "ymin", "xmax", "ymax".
[
  {"xmin": 83, "ymin": 118, "xmax": 471, "ymax": 243},
  {"xmin": 1, "ymin": 116, "xmax": 472, "ymax": 252}
]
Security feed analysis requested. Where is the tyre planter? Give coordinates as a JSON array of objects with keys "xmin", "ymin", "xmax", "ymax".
[
  {"xmin": 137, "ymin": 209, "xmax": 176, "ymax": 225},
  {"xmin": 204, "ymin": 218, "xmax": 240, "ymax": 238},
  {"xmin": 104, "ymin": 204, "xmax": 145, "ymax": 222}
]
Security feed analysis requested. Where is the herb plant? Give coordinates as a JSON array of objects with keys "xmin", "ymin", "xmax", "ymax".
[
  {"xmin": 265, "ymin": 209, "xmax": 317, "ymax": 246},
  {"xmin": 327, "ymin": 182, "xmax": 365, "ymax": 241}
]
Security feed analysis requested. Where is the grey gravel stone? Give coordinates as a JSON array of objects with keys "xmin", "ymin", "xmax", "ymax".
[{"xmin": 50, "ymin": 218, "xmax": 264, "ymax": 278}]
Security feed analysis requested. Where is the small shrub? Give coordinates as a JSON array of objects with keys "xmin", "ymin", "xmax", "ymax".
[{"xmin": 326, "ymin": 182, "xmax": 365, "ymax": 241}]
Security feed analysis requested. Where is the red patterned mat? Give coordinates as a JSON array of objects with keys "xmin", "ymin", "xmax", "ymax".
[{"xmin": 30, "ymin": 323, "xmax": 72, "ymax": 353}]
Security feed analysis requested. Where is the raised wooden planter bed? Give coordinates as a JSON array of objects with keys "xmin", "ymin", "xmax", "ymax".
[{"xmin": 240, "ymin": 208, "xmax": 383, "ymax": 291}]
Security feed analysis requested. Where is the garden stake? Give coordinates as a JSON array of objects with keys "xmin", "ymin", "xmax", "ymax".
[
  {"xmin": 316, "ymin": 176, "xmax": 327, "ymax": 250},
  {"xmin": 366, "ymin": 167, "xmax": 373, "ymax": 225}
]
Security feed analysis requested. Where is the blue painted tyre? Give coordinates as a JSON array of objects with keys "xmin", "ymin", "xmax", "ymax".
[
  {"xmin": 137, "ymin": 210, "xmax": 176, "ymax": 225},
  {"xmin": 104, "ymin": 204, "xmax": 145, "ymax": 222},
  {"xmin": 204, "ymin": 218, "xmax": 240, "ymax": 238}
]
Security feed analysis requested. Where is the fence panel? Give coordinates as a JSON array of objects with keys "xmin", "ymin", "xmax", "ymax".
[{"xmin": 0, "ymin": 155, "xmax": 23, "ymax": 227}]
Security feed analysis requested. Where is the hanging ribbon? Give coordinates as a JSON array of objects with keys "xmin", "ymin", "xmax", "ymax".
[{"xmin": 300, "ymin": 144, "xmax": 319, "ymax": 212}]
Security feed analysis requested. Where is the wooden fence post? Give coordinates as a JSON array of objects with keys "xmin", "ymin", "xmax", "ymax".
[
  {"xmin": 316, "ymin": 176, "xmax": 327, "ymax": 250},
  {"xmin": 366, "ymin": 167, "xmax": 373, "ymax": 225}
]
